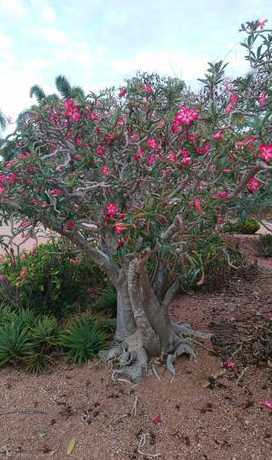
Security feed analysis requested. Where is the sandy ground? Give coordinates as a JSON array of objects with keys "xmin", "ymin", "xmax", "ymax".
[{"xmin": 1, "ymin": 271, "xmax": 272, "ymax": 459}]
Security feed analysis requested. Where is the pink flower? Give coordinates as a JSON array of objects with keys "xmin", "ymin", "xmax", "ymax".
[
  {"xmin": 75, "ymin": 136, "xmax": 82, "ymax": 146},
  {"xmin": 88, "ymin": 111, "xmax": 100, "ymax": 121},
  {"xmin": 194, "ymin": 198, "xmax": 203, "ymax": 214},
  {"xmin": 167, "ymin": 151, "xmax": 177, "ymax": 163},
  {"xmin": 64, "ymin": 220, "xmax": 76, "ymax": 232},
  {"xmin": 223, "ymin": 168, "xmax": 232, "ymax": 173},
  {"xmin": 101, "ymin": 165, "xmax": 110, "ymax": 176},
  {"xmin": 106, "ymin": 202, "xmax": 119, "ymax": 219},
  {"xmin": 73, "ymin": 154, "xmax": 82, "ymax": 161},
  {"xmin": 64, "ymin": 98, "xmax": 81, "ymax": 122},
  {"xmin": 133, "ymin": 147, "xmax": 145, "ymax": 161},
  {"xmin": 180, "ymin": 147, "xmax": 190, "ymax": 158},
  {"xmin": 96, "ymin": 145, "xmax": 106, "ymax": 157},
  {"xmin": 143, "ymin": 84, "xmax": 154, "ymax": 94},
  {"xmin": 181, "ymin": 156, "xmax": 192, "ymax": 167},
  {"xmin": 147, "ymin": 138, "xmax": 158, "ymax": 150},
  {"xmin": 187, "ymin": 133, "xmax": 199, "ymax": 144},
  {"xmin": 213, "ymin": 130, "xmax": 224, "ymax": 141},
  {"xmin": 226, "ymin": 93, "xmax": 239, "ymax": 113},
  {"xmin": 49, "ymin": 188, "xmax": 64, "ymax": 197},
  {"xmin": 5, "ymin": 159, "xmax": 17, "ymax": 169},
  {"xmin": 258, "ymin": 18, "xmax": 268, "ymax": 30},
  {"xmin": 172, "ymin": 106, "xmax": 199, "ymax": 132},
  {"xmin": 146, "ymin": 154, "xmax": 157, "ymax": 167},
  {"xmin": 260, "ymin": 400, "xmax": 272, "ymax": 410},
  {"xmin": 116, "ymin": 116, "xmax": 125, "ymax": 127},
  {"xmin": 247, "ymin": 176, "xmax": 262, "ymax": 193},
  {"xmin": 152, "ymin": 415, "xmax": 162, "ymax": 425},
  {"xmin": 104, "ymin": 133, "xmax": 116, "ymax": 144},
  {"xmin": 118, "ymin": 87, "xmax": 127, "ymax": 97},
  {"xmin": 259, "ymin": 92, "xmax": 268, "ymax": 107},
  {"xmin": 114, "ymin": 223, "xmax": 126, "ymax": 234},
  {"xmin": 71, "ymin": 110, "xmax": 81, "ymax": 122},
  {"xmin": 18, "ymin": 151, "xmax": 31, "ymax": 160},
  {"xmin": 64, "ymin": 98, "xmax": 75, "ymax": 112},
  {"xmin": 130, "ymin": 132, "xmax": 140, "ymax": 143},
  {"xmin": 5, "ymin": 173, "xmax": 18, "ymax": 185},
  {"xmin": 0, "ymin": 186, "xmax": 5, "ymax": 194},
  {"xmin": 259, "ymin": 144, "xmax": 272, "ymax": 162},
  {"xmin": 223, "ymin": 358, "xmax": 236, "ymax": 370},
  {"xmin": 214, "ymin": 191, "xmax": 230, "ymax": 200},
  {"xmin": 196, "ymin": 143, "xmax": 211, "ymax": 156}
]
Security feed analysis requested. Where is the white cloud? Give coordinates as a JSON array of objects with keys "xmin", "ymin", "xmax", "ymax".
[
  {"xmin": 0, "ymin": 0, "xmax": 27, "ymax": 17},
  {"xmin": 112, "ymin": 50, "xmax": 208, "ymax": 84},
  {"xmin": 41, "ymin": 3, "xmax": 57, "ymax": 23},
  {"xmin": 40, "ymin": 27, "xmax": 69, "ymax": 45},
  {"xmin": 0, "ymin": 32, "xmax": 15, "ymax": 65}
]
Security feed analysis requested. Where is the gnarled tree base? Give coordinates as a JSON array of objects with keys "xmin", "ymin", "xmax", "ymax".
[{"xmin": 100, "ymin": 322, "xmax": 211, "ymax": 383}]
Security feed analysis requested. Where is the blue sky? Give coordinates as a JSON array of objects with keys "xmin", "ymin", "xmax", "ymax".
[{"xmin": 0, "ymin": 0, "xmax": 272, "ymax": 123}]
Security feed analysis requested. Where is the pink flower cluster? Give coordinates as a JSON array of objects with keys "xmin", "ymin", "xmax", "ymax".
[
  {"xmin": 259, "ymin": 144, "xmax": 272, "ymax": 162},
  {"xmin": 64, "ymin": 98, "xmax": 81, "ymax": 122},
  {"xmin": 133, "ymin": 147, "xmax": 145, "ymax": 161},
  {"xmin": 223, "ymin": 358, "xmax": 236, "ymax": 370},
  {"xmin": 101, "ymin": 165, "xmax": 110, "ymax": 176},
  {"xmin": 172, "ymin": 106, "xmax": 199, "ymax": 133},
  {"xmin": 180, "ymin": 148, "xmax": 192, "ymax": 166},
  {"xmin": 96, "ymin": 145, "xmax": 106, "ymax": 157},
  {"xmin": 195, "ymin": 143, "xmax": 211, "ymax": 156},
  {"xmin": 105, "ymin": 202, "xmax": 120, "ymax": 219},
  {"xmin": 143, "ymin": 84, "xmax": 154, "ymax": 95},
  {"xmin": 213, "ymin": 130, "xmax": 224, "ymax": 141},
  {"xmin": 118, "ymin": 87, "xmax": 127, "ymax": 97},
  {"xmin": 49, "ymin": 188, "xmax": 64, "ymax": 197},
  {"xmin": 194, "ymin": 198, "xmax": 203, "ymax": 214},
  {"xmin": 167, "ymin": 151, "xmax": 177, "ymax": 163},
  {"xmin": 247, "ymin": 176, "xmax": 262, "ymax": 193},
  {"xmin": 0, "ymin": 173, "xmax": 18, "ymax": 193},
  {"xmin": 214, "ymin": 191, "xmax": 230, "ymax": 200},
  {"xmin": 258, "ymin": 18, "xmax": 268, "ymax": 30},
  {"xmin": 259, "ymin": 92, "xmax": 268, "ymax": 107},
  {"xmin": 147, "ymin": 138, "xmax": 159, "ymax": 150},
  {"xmin": 226, "ymin": 93, "xmax": 239, "ymax": 114}
]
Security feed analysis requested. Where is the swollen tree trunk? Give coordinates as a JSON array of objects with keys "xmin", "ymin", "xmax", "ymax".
[{"xmin": 101, "ymin": 253, "xmax": 202, "ymax": 382}]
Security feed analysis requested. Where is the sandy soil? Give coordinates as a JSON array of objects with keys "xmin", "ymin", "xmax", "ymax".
[{"xmin": 1, "ymin": 270, "xmax": 272, "ymax": 460}]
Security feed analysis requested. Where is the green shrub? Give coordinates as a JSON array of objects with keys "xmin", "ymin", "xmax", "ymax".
[
  {"xmin": 59, "ymin": 317, "xmax": 106, "ymax": 364},
  {"xmin": 0, "ymin": 307, "xmax": 59, "ymax": 371},
  {"xmin": 223, "ymin": 218, "xmax": 260, "ymax": 235},
  {"xmin": 256, "ymin": 234, "xmax": 272, "ymax": 257},
  {"xmin": 180, "ymin": 234, "xmax": 244, "ymax": 292},
  {"xmin": 93, "ymin": 285, "xmax": 117, "ymax": 316},
  {"xmin": 0, "ymin": 240, "xmax": 105, "ymax": 318},
  {"xmin": 0, "ymin": 322, "xmax": 32, "ymax": 366}
]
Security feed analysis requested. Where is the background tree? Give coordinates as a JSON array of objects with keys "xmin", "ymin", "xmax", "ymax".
[{"xmin": 0, "ymin": 20, "xmax": 272, "ymax": 382}]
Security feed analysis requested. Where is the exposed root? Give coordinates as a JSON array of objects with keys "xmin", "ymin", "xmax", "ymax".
[
  {"xmin": 101, "ymin": 322, "xmax": 212, "ymax": 383},
  {"xmin": 166, "ymin": 340, "xmax": 197, "ymax": 379},
  {"xmin": 171, "ymin": 321, "xmax": 213, "ymax": 340},
  {"xmin": 99, "ymin": 343, "xmax": 122, "ymax": 363}
]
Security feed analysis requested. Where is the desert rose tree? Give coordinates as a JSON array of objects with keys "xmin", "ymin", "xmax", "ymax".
[{"xmin": 0, "ymin": 20, "xmax": 272, "ymax": 381}]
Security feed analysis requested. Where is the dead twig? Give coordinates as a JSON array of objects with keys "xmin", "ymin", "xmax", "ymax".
[
  {"xmin": 130, "ymin": 395, "xmax": 138, "ymax": 417},
  {"xmin": 236, "ymin": 366, "xmax": 248, "ymax": 385}
]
